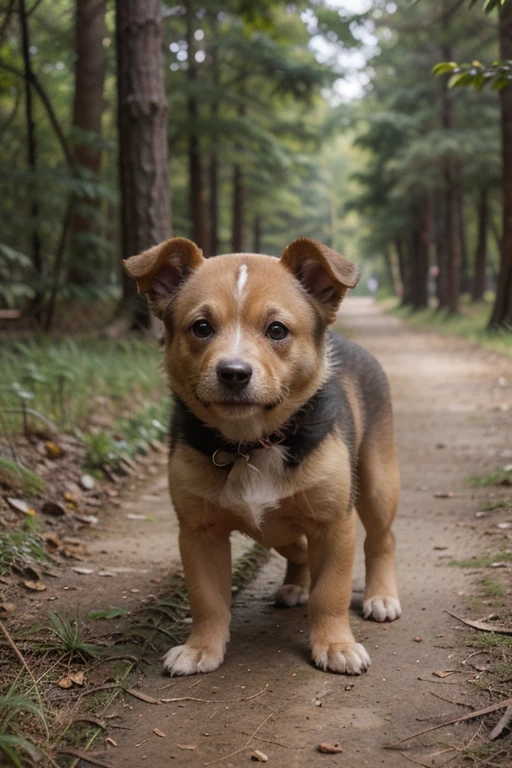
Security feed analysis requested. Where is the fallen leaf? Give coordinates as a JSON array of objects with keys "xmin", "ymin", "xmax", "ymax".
[
  {"xmin": 23, "ymin": 580, "xmax": 46, "ymax": 592},
  {"xmin": 153, "ymin": 728, "xmax": 166, "ymax": 738},
  {"xmin": 69, "ymin": 671, "xmax": 84, "ymax": 686},
  {"xmin": 317, "ymin": 743, "xmax": 343, "ymax": 754},
  {"xmin": 88, "ymin": 607, "xmax": 129, "ymax": 621},
  {"xmin": 251, "ymin": 749, "xmax": 268, "ymax": 762},
  {"xmin": 434, "ymin": 492, "xmax": 456, "ymax": 499},
  {"xmin": 42, "ymin": 532, "xmax": 61, "ymax": 548},
  {"xmin": 71, "ymin": 567, "xmax": 94, "ymax": 575},
  {"xmin": 75, "ymin": 515, "xmax": 99, "ymax": 526},
  {"xmin": 98, "ymin": 571, "xmax": 115, "ymax": 577},
  {"xmin": 6, "ymin": 498, "xmax": 35, "ymax": 516},
  {"xmin": 105, "ymin": 737, "xmax": 118, "ymax": 747},
  {"xmin": 433, "ymin": 546, "xmax": 448, "ymax": 550},
  {"xmin": 432, "ymin": 670, "xmax": 456, "ymax": 678},
  {"xmin": 177, "ymin": 744, "xmax": 197, "ymax": 751},
  {"xmin": 490, "ymin": 562, "xmax": 508, "ymax": 568},
  {"xmin": 57, "ymin": 676, "xmax": 73, "ymax": 689},
  {"xmin": 497, "ymin": 522, "xmax": 511, "ymax": 529},
  {"xmin": 42, "ymin": 501, "xmax": 66, "ymax": 517},
  {"xmin": 64, "ymin": 492, "xmax": 79, "ymax": 510},
  {"xmin": 413, "ymin": 636, "xmax": 422, "ymax": 643},
  {"xmin": 125, "ymin": 688, "xmax": 161, "ymax": 705},
  {"xmin": 446, "ymin": 611, "xmax": 512, "ymax": 635},
  {"xmin": 45, "ymin": 441, "xmax": 63, "ymax": 459},
  {"xmin": 126, "ymin": 514, "xmax": 146, "ymax": 521},
  {"xmin": 0, "ymin": 602, "xmax": 16, "ymax": 615}
]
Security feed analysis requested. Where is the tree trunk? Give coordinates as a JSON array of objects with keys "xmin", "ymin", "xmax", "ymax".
[
  {"xmin": 395, "ymin": 238, "xmax": 410, "ymax": 304},
  {"xmin": 208, "ymin": 42, "xmax": 219, "ymax": 258},
  {"xmin": 458, "ymin": 194, "xmax": 470, "ymax": 294},
  {"xmin": 186, "ymin": 0, "xmax": 208, "ymax": 254},
  {"xmin": 115, "ymin": 0, "xmax": 172, "ymax": 332},
  {"xmin": 19, "ymin": 0, "xmax": 42, "ymax": 299},
  {"xmin": 490, "ymin": 2, "xmax": 512, "ymax": 327},
  {"xmin": 232, "ymin": 103, "xmax": 246, "ymax": 252},
  {"xmin": 253, "ymin": 215, "xmax": 262, "ymax": 253},
  {"xmin": 414, "ymin": 198, "xmax": 430, "ymax": 309},
  {"xmin": 383, "ymin": 246, "xmax": 395, "ymax": 295},
  {"xmin": 68, "ymin": 0, "xmax": 108, "ymax": 285},
  {"xmin": 472, "ymin": 187, "xmax": 489, "ymax": 303},
  {"xmin": 439, "ymin": 37, "xmax": 461, "ymax": 314}
]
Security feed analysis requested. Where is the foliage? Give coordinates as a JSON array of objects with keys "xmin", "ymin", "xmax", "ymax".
[
  {"xmin": 0, "ymin": 458, "xmax": 44, "ymax": 495},
  {"xmin": 46, "ymin": 612, "xmax": 104, "ymax": 659},
  {"xmin": 0, "ymin": 517, "xmax": 47, "ymax": 575}
]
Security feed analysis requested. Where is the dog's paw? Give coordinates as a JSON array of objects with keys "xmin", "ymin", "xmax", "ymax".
[
  {"xmin": 275, "ymin": 584, "xmax": 309, "ymax": 607},
  {"xmin": 162, "ymin": 644, "xmax": 224, "ymax": 676},
  {"xmin": 312, "ymin": 642, "xmax": 371, "ymax": 675},
  {"xmin": 363, "ymin": 596, "xmax": 402, "ymax": 622}
]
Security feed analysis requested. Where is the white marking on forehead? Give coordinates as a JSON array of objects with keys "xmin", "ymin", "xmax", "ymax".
[{"xmin": 236, "ymin": 264, "xmax": 248, "ymax": 299}]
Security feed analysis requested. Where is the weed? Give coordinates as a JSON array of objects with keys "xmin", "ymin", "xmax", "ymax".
[
  {"xmin": 468, "ymin": 468, "xmax": 512, "ymax": 488},
  {"xmin": 0, "ymin": 520, "xmax": 47, "ymax": 575},
  {"xmin": 481, "ymin": 498, "xmax": 512, "ymax": 511},
  {"xmin": 46, "ymin": 613, "xmax": 103, "ymax": 660},
  {"xmin": 0, "ymin": 458, "xmax": 44, "ymax": 495},
  {"xmin": 448, "ymin": 551, "xmax": 512, "ymax": 568},
  {"xmin": 87, "ymin": 607, "xmax": 129, "ymax": 621},
  {"xmin": 463, "ymin": 632, "xmax": 512, "ymax": 650},
  {"xmin": 0, "ymin": 693, "xmax": 48, "ymax": 768},
  {"xmin": 481, "ymin": 576, "xmax": 505, "ymax": 597}
]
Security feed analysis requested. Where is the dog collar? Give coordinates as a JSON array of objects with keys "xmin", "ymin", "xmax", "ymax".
[{"xmin": 210, "ymin": 430, "xmax": 290, "ymax": 468}]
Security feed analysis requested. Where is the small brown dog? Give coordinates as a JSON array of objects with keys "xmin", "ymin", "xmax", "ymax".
[{"xmin": 124, "ymin": 236, "xmax": 401, "ymax": 676}]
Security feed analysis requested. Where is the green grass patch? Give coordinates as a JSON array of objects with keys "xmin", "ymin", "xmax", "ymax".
[
  {"xmin": 468, "ymin": 468, "xmax": 512, "ymax": 488},
  {"xmin": 0, "ymin": 458, "xmax": 44, "ymax": 495},
  {"xmin": 0, "ymin": 518, "xmax": 47, "ymax": 575},
  {"xmin": 379, "ymin": 294, "xmax": 512, "ymax": 359},
  {"xmin": 448, "ymin": 551, "xmax": 512, "ymax": 568},
  {"xmin": 0, "ymin": 336, "xmax": 165, "ymax": 436},
  {"xmin": 463, "ymin": 632, "xmax": 512, "ymax": 651},
  {"xmin": 481, "ymin": 576, "xmax": 505, "ymax": 597},
  {"xmin": 481, "ymin": 498, "xmax": 512, "ymax": 511}
]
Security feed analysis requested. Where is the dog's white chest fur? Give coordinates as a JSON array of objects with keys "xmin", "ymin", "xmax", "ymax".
[{"xmin": 217, "ymin": 446, "xmax": 287, "ymax": 527}]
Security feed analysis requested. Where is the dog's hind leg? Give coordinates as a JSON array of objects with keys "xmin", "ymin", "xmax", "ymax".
[
  {"xmin": 356, "ymin": 410, "xmax": 402, "ymax": 623},
  {"xmin": 274, "ymin": 536, "xmax": 310, "ymax": 607}
]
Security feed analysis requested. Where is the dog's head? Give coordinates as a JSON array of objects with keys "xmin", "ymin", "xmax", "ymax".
[{"xmin": 124, "ymin": 237, "xmax": 359, "ymax": 442}]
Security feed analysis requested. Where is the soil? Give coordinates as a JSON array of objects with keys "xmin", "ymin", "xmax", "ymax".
[{"xmin": 7, "ymin": 298, "xmax": 512, "ymax": 767}]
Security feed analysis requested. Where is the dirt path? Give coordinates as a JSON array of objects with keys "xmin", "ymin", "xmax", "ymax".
[{"xmin": 67, "ymin": 298, "xmax": 512, "ymax": 767}]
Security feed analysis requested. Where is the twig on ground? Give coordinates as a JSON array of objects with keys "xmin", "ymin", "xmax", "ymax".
[
  {"xmin": 252, "ymin": 734, "xmax": 306, "ymax": 750},
  {"xmin": 385, "ymin": 698, "xmax": 512, "ymax": 748},
  {"xmin": 490, "ymin": 704, "xmax": 512, "ymax": 740},
  {"xmin": 204, "ymin": 712, "xmax": 273, "ymax": 766},
  {"xmin": 161, "ymin": 683, "xmax": 268, "ymax": 705},
  {"xmin": 0, "ymin": 620, "xmax": 38, "ymax": 687},
  {"xmin": 56, "ymin": 748, "xmax": 114, "ymax": 768},
  {"xmin": 446, "ymin": 611, "xmax": 512, "ymax": 635},
  {"xmin": 430, "ymin": 691, "xmax": 474, "ymax": 709}
]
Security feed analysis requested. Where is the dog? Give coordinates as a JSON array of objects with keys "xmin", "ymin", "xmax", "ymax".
[{"xmin": 124, "ymin": 236, "xmax": 401, "ymax": 677}]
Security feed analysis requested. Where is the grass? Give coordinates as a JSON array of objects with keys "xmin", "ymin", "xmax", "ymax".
[
  {"xmin": 468, "ymin": 467, "xmax": 512, "ymax": 488},
  {"xmin": 0, "ymin": 518, "xmax": 47, "ymax": 575},
  {"xmin": 46, "ymin": 612, "xmax": 104, "ymax": 660},
  {"xmin": 481, "ymin": 498, "xmax": 512, "ymax": 511},
  {"xmin": 448, "ymin": 551, "xmax": 512, "ymax": 568},
  {"xmin": 0, "ymin": 336, "xmax": 166, "ymax": 436},
  {"xmin": 0, "ymin": 458, "xmax": 44, "ymax": 495},
  {"xmin": 481, "ymin": 576, "xmax": 505, "ymax": 597},
  {"xmin": 0, "ymin": 694, "xmax": 48, "ymax": 768},
  {"xmin": 378, "ymin": 293, "xmax": 512, "ymax": 359}
]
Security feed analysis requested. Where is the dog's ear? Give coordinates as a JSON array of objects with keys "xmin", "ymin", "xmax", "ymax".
[
  {"xmin": 123, "ymin": 237, "xmax": 204, "ymax": 318},
  {"xmin": 280, "ymin": 237, "xmax": 360, "ymax": 323}
]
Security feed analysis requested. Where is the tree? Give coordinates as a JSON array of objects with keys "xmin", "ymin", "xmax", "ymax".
[
  {"xmin": 68, "ymin": 0, "xmax": 108, "ymax": 286},
  {"xmin": 114, "ymin": 0, "xmax": 172, "ymax": 332}
]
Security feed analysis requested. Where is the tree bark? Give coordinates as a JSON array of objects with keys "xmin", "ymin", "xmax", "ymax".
[
  {"xmin": 253, "ymin": 214, "xmax": 262, "ymax": 253},
  {"xmin": 490, "ymin": 2, "xmax": 512, "ymax": 327},
  {"xmin": 68, "ymin": 0, "xmax": 108, "ymax": 285},
  {"xmin": 19, "ymin": 0, "xmax": 42, "ymax": 280},
  {"xmin": 472, "ymin": 187, "xmax": 489, "ymax": 303},
  {"xmin": 395, "ymin": 237, "xmax": 410, "ymax": 304},
  {"xmin": 208, "ymin": 41, "xmax": 219, "ymax": 258},
  {"xmin": 186, "ymin": 0, "xmax": 208, "ymax": 254},
  {"xmin": 458, "ymin": 194, "xmax": 470, "ymax": 294},
  {"xmin": 232, "ymin": 103, "xmax": 246, "ymax": 252},
  {"xmin": 115, "ymin": 0, "xmax": 172, "ymax": 331},
  {"xmin": 410, "ymin": 199, "xmax": 429, "ymax": 310}
]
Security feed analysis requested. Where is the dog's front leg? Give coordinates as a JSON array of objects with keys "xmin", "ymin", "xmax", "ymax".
[
  {"xmin": 307, "ymin": 510, "xmax": 371, "ymax": 675},
  {"xmin": 162, "ymin": 519, "xmax": 231, "ymax": 676}
]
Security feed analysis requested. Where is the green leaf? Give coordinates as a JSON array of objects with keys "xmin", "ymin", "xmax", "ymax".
[
  {"xmin": 447, "ymin": 72, "xmax": 474, "ymax": 88},
  {"xmin": 432, "ymin": 62, "xmax": 458, "ymax": 76}
]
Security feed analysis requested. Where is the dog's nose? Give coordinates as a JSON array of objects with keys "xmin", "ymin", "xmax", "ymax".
[{"xmin": 216, "ymin": 359, "xmax": 253, "ymax": 390}]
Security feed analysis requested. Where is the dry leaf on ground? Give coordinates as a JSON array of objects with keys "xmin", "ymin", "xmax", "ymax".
[{"xmin": 317, "ymin": 743, "xmax": 343, "ymax": 753}]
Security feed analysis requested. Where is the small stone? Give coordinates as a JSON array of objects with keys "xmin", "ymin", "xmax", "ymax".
[
  {"xmin": 80, "ymin": 474, "xmax": 95, "ymax": 491},
  {"xmin": 251, "ymin": 750, "xmax": 268, "ymax": 762}
]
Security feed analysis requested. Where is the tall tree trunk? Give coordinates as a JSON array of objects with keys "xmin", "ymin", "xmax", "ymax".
[
  {"xmin": 208, "ymin": 43, "xmax": 219, "ymax": 258},
  {"xmin": 19, "ymin": 0, "xmax": 42, "ymax": 312},
  {"xmin": 114, "ymin": 0, "xmax": 172, "ymax": 332},
  {"xmin": 490, "ymin": 2, "xmax": 512, "ymax": 327},
  {"xmin": 383, "ymin": 246, "xmax": 395, "ymax": 295},
  {"xmin": 439, "ymin": 37, "xmax": 461, "ymax": 314},
  {"xmin": 253, "ymin": 214, "xmax": 261, "ymax": 253},
  {"xmin": 458, "ymin": 194, "xmax": 470, "ymax": 294},
  {"xmin": 186, "ymin": 0, "xmax": 208, "ymax": 253},
  {"xmin": 472, "ymin": 187, "xmax": 489, "ymax": 303},
  {"xmin": 395, "ymin": 237, "xmax": 410, "ymax": 304},
  {"xmin": 411, "ymin": 198, "xmax": 430, "ymax": 310},
  {"xmin": 232, "ymin": 103, "xmax": 246, "ymax": 252},
  {"xmin": 68, "ymin": 0, "xmax": 107, "ymax": 285}
]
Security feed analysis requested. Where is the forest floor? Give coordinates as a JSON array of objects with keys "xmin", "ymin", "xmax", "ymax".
[{"xmin": 2, "ymin": 297, "xmax": 512, "ymax": 768}]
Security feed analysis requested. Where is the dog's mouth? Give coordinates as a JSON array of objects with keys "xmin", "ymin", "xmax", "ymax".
[{"xmin": 195, "ymin": 393, "xmax": 283, "ymax": 412}]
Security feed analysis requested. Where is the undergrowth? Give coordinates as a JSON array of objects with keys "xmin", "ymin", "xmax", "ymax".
[{"xmin": 0, "ymin": 518, "xmax": 47, "ymax": 575}]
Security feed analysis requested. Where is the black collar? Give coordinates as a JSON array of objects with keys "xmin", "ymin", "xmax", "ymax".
[{"xmin": 170, "ymin": 372, "xmax": 353, "ymax": 470}]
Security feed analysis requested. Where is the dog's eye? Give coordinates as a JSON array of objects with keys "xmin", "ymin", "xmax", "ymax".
[
  {"xmin": 266, "ymin": 321, "xmax": 289, "ymax": 341},
  {"xmin": 191, "ymin": 320, "xmax": 214, "ymax": 339}
]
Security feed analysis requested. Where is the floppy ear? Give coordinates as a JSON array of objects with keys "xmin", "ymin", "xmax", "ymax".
[
  {"xmin": 123, "ymin": 237, "xmax": 204, "ymax": 318},
  {"xmin": 280, "ymin": 237, "xmax": 360, "ymax": 324}
]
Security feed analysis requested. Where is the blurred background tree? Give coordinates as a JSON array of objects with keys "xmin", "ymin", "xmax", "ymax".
[{"xmin": 0, "ymin": 0, "xmax": 510, "ymax": 333}]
